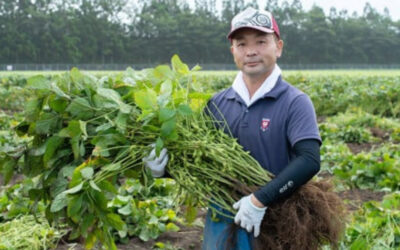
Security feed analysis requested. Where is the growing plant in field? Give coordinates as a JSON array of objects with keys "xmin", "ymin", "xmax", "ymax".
[
  {"xmin": 333, "ymin": 144, "xmax": 400, "ymax": 191},
  {"xmin": 341, "ymin": 192, "xmax": 400, "ymax": 249}
]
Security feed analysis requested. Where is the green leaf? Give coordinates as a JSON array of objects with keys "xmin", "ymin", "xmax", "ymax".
[
  {"xmin": 43, "ymin": 136, "xmax": 64, "ymax": 167},
  {"xmin": 185, "ymin": 205, "xmax": 198, "ymax": 223},
  {"xmin": 158, "ymin": 80, "xmax": 173, "ymax": 107},
  {"xmin": 67, "ymin": 194, "xmax": 83, "ymax": 217},
  {"xmin": 118, "ymin": 224, "xmax": 128, "ymax": 239},
  {"xmin": 166, "ymin": 222, "xmax": 180, "ymax": 232},
  {"xmin": 166, "ymin": 209, "xmax": 176, "ymax": 220},
  {"xmin": 64, "ymin": 182, "xmax": 84, "ymax": 194},
  {"xmin": 24, "ymin": 98, "xmax": 41, "ymax": 121},
  {"xmin": 96, "ymin": 88, "xmax": 121, "ymax": 103},
  {"xmin": 66, "ymin": 97, "xmax": 93, "ymax": 120},
  {"xmin": 51, "ymin": 174, "xmax": 69, "ymax": 198},
  {"xmin": 159, "ymin": 108, "xmax": 176, "ymax": 122},
  {"xmin": 70, "ymin": 67, "xmax": 84, "ymax": 87},
  {"xmin": 125, "ymin": 179, "xmax": 143, "ymax": 194},
  {"xmin": 50, "ymin": 82, "xmax": 70, "ymax": 99},
  {"xmin": 134, "ymin": 89, "xmax": 158, "ymax": 110},
  {"xmin": 188, "ymin": 92, "xmax": 213, "ymax": 101},
  {"xmin": 80, "ymin": 121, "xmax": 88, "ymax": 139},
  {"xmin": 29, "ymin": 142, "xmax": 47, "ymax": 156},
  {"xmin": 15, "ymin": 121, "xmax": 30, "ymax": 136},
  {"xmin": 61, "ymin": 165, "xmax": 76, "ymax": 178},
  {"xmin": 85, "ymin": 231, "xmax": 98, "ymax": 250},
  {"xmin": 70, "ymin": 136, "xmax": 80, "ymax": 160},
  {"xmin": 118, "ymin": 204, "xmax": 132, "ymax": 216},
  {"xmin": 28, "ymin": 188, "xmax": 44, "ymax": 201},
  {"xmin": 0, "ymin": 158, "xmax": 16, "ymax": 184},
  {"xmin": 160, "ymin": 80, "xmax": 173, "ymax": 96},
  {"xmin": 80, "ymin": 167, "xmax": 94, "ymax": 180},
  {"xmin": 98, "ymin": 180, "xmax": 117, "ymax": 194},
  {"xmin": 106, "ymin": 213, "xmax": 125, "ymax": 231},
  {"xmin": 81, "ymin": 214, "xmax": 95, "ymax": 238},
  {"xmin": 137, "ymin": 110, "xmax": 155, "ymax": 123},
  {"xmin": 177, "ymin": 104, "xmax": 193, "ymax": 116},
  {"xmin": 95, "ymin": 123, "xmax": 113, "ymax": 132},
  {"xmin": 154, "ymin": 65, "xmax": 175, "ymax": 80},
  {"xmin": 50, "ymin": 192, "xmax": 68, "ymax": 212},
  {"xmin": 96, "ymin": 87, "xmax": 131, "ymax": 113},
  {"xmin": 93, "ymin": 94, "xmax": 119, "ymax": 110},
  {"xmin": 89, "ymin": 180, "xmax": 101, "ymax": 192},
  {"xmin": 154, "ymin": 242, "xmax": 165, "ymax": 249},
  {"xmin": 160, "ymin": 118, "xmax": 176, "ymax": 138},
  {"xmin": 191, "ymin": 64, "xmax": 202, "ymax": 71},
  {"xmin": 350, "ymin": 237, "xmax": 367, "ymax": 250},
  {"xmin": 24, "ymin": 154, "xmax": 44, "ymax": 177},
  {"xmin": 27, "ymin": 75, "xmax": 51, "ymax": 90},
  {"xmin": 49, "ymin": 97, "xmax": 69, "ymax": 113},
  {"xmin": 68, "ymin": 229, "xmax": 81, "ymax": 240},
  {"xmin": 35, "ymin": 112, "xmax": 60, "ymax": 134},
  {"xmin": 149, "ymin": 215, "xmax": 158, "ymax": 224},
  {"xmin": 173, "ymin": 89, "xmax": 186, "ymax": 106},
  {"xmin": 171, "ymin": 54, "xmax": 189, "ymax": 75},
  {"xmin": 139, "ymin": 228, "xmax": 150, "ymax": 242},
  {"xmin": 115, "ymin": 112, "xmax": 128, "ymax": 133},
  {"xmin": 155, "ymin": 137, "xmax": 164, "ymax": 156},
  {"xmin": 90, "ymin": 189, "xmax": 108, "ymax": 210}
]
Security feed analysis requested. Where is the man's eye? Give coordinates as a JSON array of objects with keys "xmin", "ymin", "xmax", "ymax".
[
  {"xmin": 258, "ymin": 40, "xmax": 266, "ymax": 44},
  {"xmin": 237, "ymin": 43, "xmax": 245, "ymax": 47}
]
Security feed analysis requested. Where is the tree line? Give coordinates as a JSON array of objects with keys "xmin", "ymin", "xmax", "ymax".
[{"xmin": 0, "ymin": 0, "xmax": 399, "ymax": 65}]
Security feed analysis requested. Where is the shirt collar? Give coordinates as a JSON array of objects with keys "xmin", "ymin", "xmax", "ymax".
[{"xmin": 231, "ymin": 64, "xmax": 282, "ymax": 107}]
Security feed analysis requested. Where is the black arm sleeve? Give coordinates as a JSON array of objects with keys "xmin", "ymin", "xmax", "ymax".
[{"xmin": 253, "ymin": 139, "xmax": 321, "ymax": 206}]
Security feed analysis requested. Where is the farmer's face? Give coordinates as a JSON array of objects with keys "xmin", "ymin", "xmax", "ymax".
[{"xmin": 231, "ymin": 29, "xmax": 283, "ymax": 79}]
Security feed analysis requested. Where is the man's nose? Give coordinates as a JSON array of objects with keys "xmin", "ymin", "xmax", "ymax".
[{"xmin": 245, "ymin": 46, "xmax": 257, "ymax": 56}]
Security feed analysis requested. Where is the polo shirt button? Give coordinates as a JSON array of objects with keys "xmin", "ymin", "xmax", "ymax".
[{"xmin": 245, "ymin": 110, "xmax": 249, "ymax": 113}]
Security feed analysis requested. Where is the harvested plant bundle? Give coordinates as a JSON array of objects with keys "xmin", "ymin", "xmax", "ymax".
[
  {"xmin": 154, "ymin": 112, "xmax": 347, "ymax": 248},
  {"xmin": 165, "ymin": 113, "xmax": 271, "ymax": 216}
]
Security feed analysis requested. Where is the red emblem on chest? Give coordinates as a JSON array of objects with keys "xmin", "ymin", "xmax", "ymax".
[{"xmin": 260, "ymin": 118, "xmax": 271, "ymax": 131}]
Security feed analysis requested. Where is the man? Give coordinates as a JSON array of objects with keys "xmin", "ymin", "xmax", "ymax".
[{"xmin": 144, "ymin": 7, "xmax": 321, "ymax": 250}]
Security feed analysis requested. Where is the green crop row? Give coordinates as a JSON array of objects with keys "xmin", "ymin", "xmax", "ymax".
[
  {"xmin": 340, "ymin": 192, "xmax": 400, "ymax": 249},
  {"xmin": 2, "ymin": 73, "xmax": 400, "ymax": 118}
]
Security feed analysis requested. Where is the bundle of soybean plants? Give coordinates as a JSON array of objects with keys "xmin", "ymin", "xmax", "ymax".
[
  {"xmin": 6, "ymin": 67, "xmax": 180, "ymax": 249},
  {"xmin": 121, "ymin": 55, "xmax": 347, "ymax": 249}
]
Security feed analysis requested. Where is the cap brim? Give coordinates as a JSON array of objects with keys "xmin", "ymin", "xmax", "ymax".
[{"xmin": 227, "ymin": 26, "xmax": 275, "ymax": 39}]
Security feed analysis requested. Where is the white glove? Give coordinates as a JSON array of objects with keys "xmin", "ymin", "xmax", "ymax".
[
  {"xmin": 142, "ymin": 146, "xmax": 168, "ymax": 178},
  {"xmin": 233, "ymin": 194, "xmax": 267, "ymax": 237}
]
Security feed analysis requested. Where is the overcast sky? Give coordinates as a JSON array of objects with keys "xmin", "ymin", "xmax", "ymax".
[
  {"xmin": 289, "ymin": 0, "xmax": 399, "ymax": 20},
  {"xmin": 187, "ymin": 0, "xmax": 400, "ymax": 21}
]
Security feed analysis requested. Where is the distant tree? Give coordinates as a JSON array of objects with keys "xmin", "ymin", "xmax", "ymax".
[{"xmin": 0, "ymin": 0, "xmax": 399, "ymax": 65}]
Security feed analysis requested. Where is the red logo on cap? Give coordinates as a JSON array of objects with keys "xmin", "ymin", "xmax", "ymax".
[{"xmin": 260, "ymin": 118, "xmax": 271, "ymax": 131}]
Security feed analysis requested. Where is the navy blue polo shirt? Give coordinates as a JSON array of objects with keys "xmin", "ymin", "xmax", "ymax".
[{"xmin": 207, "ymin": 76, "xmax": 321, "ymax": 176}]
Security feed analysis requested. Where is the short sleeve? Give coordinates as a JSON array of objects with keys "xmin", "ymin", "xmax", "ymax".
[{"xmin": 286, "ymin": 94, "xmax": 321, "ymax": 146}]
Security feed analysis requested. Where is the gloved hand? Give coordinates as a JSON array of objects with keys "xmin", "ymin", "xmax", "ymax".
[
  {"xmin": 142, "ymin": 145, "xmax": 169, "ymax": 178},
  {"xmin": 233, "ymin": 194, "xmax": 267, "ymax": 237}
]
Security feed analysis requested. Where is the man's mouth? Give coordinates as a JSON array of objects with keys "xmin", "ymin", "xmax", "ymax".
[{"xmin": 245, "ymin": 61, "xmax": 260, "ymax": 66}]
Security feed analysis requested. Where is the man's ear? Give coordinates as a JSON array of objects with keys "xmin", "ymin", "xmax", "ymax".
[{"xmin": 276, "ymin": 40, "xmax": 284, "ymax": 58}]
